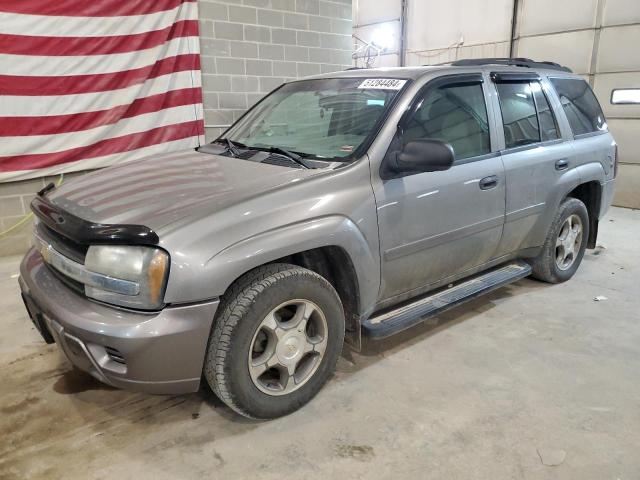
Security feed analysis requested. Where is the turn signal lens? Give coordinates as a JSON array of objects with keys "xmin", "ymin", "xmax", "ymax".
[{"xmin": 148, "ymin": 250, "xmax": 169, "ymax": 305}]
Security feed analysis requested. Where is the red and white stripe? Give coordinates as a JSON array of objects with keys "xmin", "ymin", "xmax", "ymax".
[{"xmin": 0, "ymin": 0, "xmax": 204, "ymax": 181}]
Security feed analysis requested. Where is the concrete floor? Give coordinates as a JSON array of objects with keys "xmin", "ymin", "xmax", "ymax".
[{"xmin": 1, "ymin": 206, "xmax": 639, "ymax": 480}]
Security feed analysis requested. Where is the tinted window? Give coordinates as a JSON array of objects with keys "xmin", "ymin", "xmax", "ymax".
[
  {"xmin": 550, "ymin": 78, "xmax": 607, "ymax": 135},
  {"xmin": 496, "ymin": 82, "xmax": 540, "ymax": 148},
  {"xmin": 531, "ymin": 82, "xmax": 559, "ymax": 141},
  {"xmin": 404, "ymin": 83, "xmax": 490, "ymax": 160}
]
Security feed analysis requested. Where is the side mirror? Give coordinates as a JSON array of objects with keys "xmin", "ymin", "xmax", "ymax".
[{"xmin": 394, "ymin": 139, "xmax": 455, "ymax": 174}]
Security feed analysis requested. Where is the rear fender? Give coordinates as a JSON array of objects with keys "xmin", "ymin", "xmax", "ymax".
[
  {"xmin": 528, "ymin": 167, "xmax": 581, "ymax": 247},
  {"xmin": 575, "ymin": 162, "xmax": 606, "ymax": 247},
  {"xmin": 576, "ymin": 162, "xmax": 606, "ymax": 191},
  {"xmin": 531, "ymin": 162, "xmax": 605, "ymax": 248}
]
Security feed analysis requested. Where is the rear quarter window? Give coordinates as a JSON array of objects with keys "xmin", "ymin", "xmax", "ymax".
[{"xmin": 549, "ymin": 78, "xmax": 607, "ymax": 136}]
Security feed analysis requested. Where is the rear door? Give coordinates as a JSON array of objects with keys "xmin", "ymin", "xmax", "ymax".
[
  {"xmin": 548, "ymin": 76, "xmax": 615, "ymax": 183},
  {"xmin": 490, "ymin": 72, "xmax": 577, "ymax": 256},
  {"xmin": 374, "ymin": 74, "xmax": 506, "ymax": 301}
]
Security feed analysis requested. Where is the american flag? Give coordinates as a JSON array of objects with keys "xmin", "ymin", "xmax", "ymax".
[{"xmin": 0, "ymin": 0, "xmax": 204, "ymax": 182}]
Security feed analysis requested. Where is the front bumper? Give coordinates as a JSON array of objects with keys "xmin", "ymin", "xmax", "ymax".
[{"xmin": 19, "ymin": 248, "xmax": 219, "ymax": 394}]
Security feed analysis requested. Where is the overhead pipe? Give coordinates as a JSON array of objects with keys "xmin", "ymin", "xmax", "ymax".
[
  {"xmin": 399, "ymin": 0, "xmax": 407, "ymax": 66},
  {"xmin": 509, "ymin": 0, "xmax": 520, "ymax": 58}
]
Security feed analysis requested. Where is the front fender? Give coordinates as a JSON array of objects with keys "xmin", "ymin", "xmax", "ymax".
[{"xmin": 202, "ymin": 215, "xmax": 379, "ymax": 315}]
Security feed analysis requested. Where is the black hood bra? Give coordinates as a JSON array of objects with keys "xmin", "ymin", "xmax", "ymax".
[{"xmin": 31, "ymin": 194, "xmax": 159, "ymax": 246}]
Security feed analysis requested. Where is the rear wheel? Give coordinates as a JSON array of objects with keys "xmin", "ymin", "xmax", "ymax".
[
  {"xmin": 203, "ymin": 263, "xmax": 345, "ymax": 419},
  {"xmin": 531, "ymin": 197, "xmax": 589, "ymax": 283}
]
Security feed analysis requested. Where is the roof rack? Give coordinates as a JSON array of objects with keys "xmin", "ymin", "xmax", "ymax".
[{"xmin": 447, "ymin": 58, "xmax": 572, "ymax": 73}]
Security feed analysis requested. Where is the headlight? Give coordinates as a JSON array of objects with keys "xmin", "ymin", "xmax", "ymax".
[{"xmin": 84, "ymin": 245, "xmax": 169, "ymax": 310}]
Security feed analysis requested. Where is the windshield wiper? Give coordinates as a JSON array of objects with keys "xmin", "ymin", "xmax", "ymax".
[
  {"xmin": 214, "ymin": 138, "xmax": 246, "ymax": 156},
  {"xmin": 265, "ymin": 146, "xmax": 312, "ymax": 169},
  {"xmin": 214, "ymin": 140, "xmax": 314, "ymax": 168}
]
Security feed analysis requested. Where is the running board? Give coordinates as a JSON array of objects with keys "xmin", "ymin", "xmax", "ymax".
[{"xmin": 362, "ymin": 261, "xmax": 532, "ymax": 339}]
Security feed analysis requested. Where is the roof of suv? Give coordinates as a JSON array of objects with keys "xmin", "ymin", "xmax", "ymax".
[{"xmin": 302, "ymin": 59, "xmax": 578, "ymax": 82}]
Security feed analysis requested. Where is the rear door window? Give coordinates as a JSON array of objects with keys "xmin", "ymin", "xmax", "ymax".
[
  {"xmin": 531, "ymin": 82, "xmax": 560, "ymax": 141},
  {"xmin": 496, "ymin": 80, "xmax": 562, "ymax": 148},
  {"xmin": 549, "ymin": 78, "xmax": 607, "ymax": 136},
  {"xmin": 496, "ymin": 82, "xmax": 540, "ymax": 148}
]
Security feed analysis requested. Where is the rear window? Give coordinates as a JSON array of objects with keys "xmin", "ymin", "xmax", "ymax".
[{"xmin": 550, "ymin": 78, "xmax": 607, "ymax": 136}]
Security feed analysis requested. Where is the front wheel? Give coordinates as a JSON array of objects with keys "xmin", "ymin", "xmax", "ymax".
[
  {"xmin": 203, "ymin": 263, "xmax": 345, "ymax": 419},
  {"xmin": 531, "ymin": 197, "xmax": 589, "ymax": 283}
]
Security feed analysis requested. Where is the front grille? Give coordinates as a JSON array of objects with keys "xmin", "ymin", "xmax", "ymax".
[
  {"xmin": 37, "ymin": 222, "xmax": 87, "ymax": 264},
  {"xmin": 46, "ymin": 263, "xmax": 85, "ymax": 296},
  {"xmin": 35, "ymin": 222, "xmax": 87, "ymax": 296}
]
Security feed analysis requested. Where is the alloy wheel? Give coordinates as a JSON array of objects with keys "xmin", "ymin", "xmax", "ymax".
[
  {"xmin": 248, "ymin": 299, "xmax": 328, "ymax": 396},
  {"xmin": 555, "ymin": 214, "xmax": 583, "ymax": 271}
]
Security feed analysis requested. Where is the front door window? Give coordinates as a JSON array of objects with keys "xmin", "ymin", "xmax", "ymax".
[{"xmin": 403, "ymin": 82, "xmax": 491, "ymax": 160}]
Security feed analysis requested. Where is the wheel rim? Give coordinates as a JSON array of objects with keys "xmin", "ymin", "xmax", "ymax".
[
  {"xmin": 555, "ymin": 214, "xmax": 583, "ymax": 271},
  {"xmin": 248, "ymin": 299, "xmax": 328, "ymax": 396}
]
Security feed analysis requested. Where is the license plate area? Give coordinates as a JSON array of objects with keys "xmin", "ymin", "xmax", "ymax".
[{"xmin": 21, "ymin": 293, "xmax": 55, "ymax": 344}]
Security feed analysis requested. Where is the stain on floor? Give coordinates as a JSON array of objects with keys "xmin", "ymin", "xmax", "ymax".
[{"xmin": 334, "ymin": 443, "xmax": 374, "ymax": 460}]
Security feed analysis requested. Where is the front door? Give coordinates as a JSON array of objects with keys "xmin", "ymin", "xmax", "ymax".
[{"xmin": 374, "ymin": 74, "xmax": 505, "ymax": 302}]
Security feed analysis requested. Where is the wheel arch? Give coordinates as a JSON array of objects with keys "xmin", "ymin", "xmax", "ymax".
[
  {"xmin": 565, "ymin": 179, "xmax": 603, "ymax": 249},
  {"xmin": 204, "ymin": 216, "xmax": 380, "ymax": 349},
  {"xmin": 271, "ymin": 246, "xmax": 362, "ymax": 349}
]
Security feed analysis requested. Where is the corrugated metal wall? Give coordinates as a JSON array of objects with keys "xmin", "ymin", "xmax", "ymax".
[
  {"xmin": 515, "ymin": 0, "xmax": 640, "ymax": 208},
  {"xmin": 405, "ymin": 0, "xmax": 512, "ymax": 65},
  {"xmin": 353, "ymin": 0, "xmax": 640, "ymax": 208},
  {"xmin": 352, "ymin": 0, "xmax": 402, "ymax": 66}
]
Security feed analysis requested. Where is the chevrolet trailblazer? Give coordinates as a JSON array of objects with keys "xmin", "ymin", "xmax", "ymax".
[{"xmin": 20, "ymin": 58, "xmax": 616, "ymax": 418}]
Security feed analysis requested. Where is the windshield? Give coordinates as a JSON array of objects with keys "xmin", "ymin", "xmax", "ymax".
[{"xmin": 221, "ymin": 78, "xmax": 407, "ymax": 159}]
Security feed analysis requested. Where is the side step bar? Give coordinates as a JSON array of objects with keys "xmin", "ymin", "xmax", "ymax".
[{"xmin": 362, "ymin": 261, "xmax": 532, "ymax": 339}]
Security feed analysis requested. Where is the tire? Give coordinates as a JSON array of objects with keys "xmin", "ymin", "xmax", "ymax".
[
  {"xmin": 531, "ymin": 197, "xmax": 589, "ymax": 284},
  {"xmin": 203, "ymin": 263, "xmax": 345, "ymax": 419}
]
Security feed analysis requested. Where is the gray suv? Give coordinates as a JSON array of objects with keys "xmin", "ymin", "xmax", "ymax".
[{"xmin": 19, "ymin": 58, "xmax": 616, "ymax": 419}]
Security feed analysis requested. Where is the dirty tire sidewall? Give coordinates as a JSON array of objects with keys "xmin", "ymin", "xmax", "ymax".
[
  {"xmin": 204, "ymin": 263, "xmax": 345, "ymax": 419},
  {"xmin": 531, "ymin": 197, "xmax": 589, "ymax": 284}
]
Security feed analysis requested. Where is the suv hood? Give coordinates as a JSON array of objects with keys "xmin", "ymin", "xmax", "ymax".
[{"xmin": 49, "ymin": 149, "xmax": 322, "ymax": 233}]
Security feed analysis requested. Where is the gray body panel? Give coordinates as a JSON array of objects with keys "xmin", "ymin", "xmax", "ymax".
[
  {"xmin": 20, "ymin": 249, "xmax": 218, "ymax": 393},
  {"xmin": 20, "ymin": 64, "xmax": 616, "ymax": 393},
  {"xmin": 371, "ymin": 72, "xmax": 506, "ymax": 302},
  {"xmin": 495, "ymin": 74, "xmax": 615, "ymax": 256},
  {"xmin": 374, "ymin": 155, "xmax": 505, "ymax": 300}
]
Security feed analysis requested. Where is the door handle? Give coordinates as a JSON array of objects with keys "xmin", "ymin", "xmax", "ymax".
[
  {"xmin": 479, "ymin": 175, "xmax": 499, "ymax": 190},
  {"xmin": 555, "ymin": 159, "xmax": 569, "ymax": 171}
]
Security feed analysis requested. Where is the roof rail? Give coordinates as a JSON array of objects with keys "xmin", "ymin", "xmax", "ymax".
[{"xmin": 448, "ymin": 58, "xmax": 572, "ymax": 73}]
